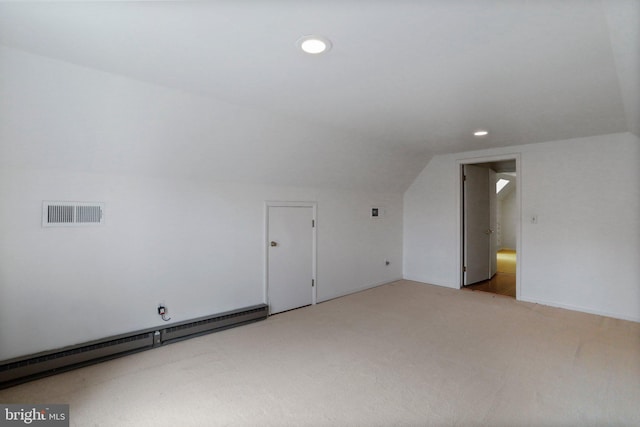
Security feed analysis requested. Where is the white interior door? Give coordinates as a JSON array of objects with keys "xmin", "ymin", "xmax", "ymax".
[
  {"xmin": 267, "ymin": 206, "xmax": 314, "ymax": 314},
  {"xmin": 489, "ymin": 169, "xmax": 498, "ymax": 277},
  {"xmin": 463, "ymin": 165, "xmax": 491, "ymax": 285}
]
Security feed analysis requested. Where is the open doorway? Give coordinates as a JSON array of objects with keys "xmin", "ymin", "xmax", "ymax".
[{"xmin": 461, "ymin": 159, "xmax": 517, "ymax": 298}]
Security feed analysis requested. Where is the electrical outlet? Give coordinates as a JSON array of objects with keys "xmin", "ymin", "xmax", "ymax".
[{"xmin": 157, "ymin": 304, "xmax": 171, "ymax": 321}]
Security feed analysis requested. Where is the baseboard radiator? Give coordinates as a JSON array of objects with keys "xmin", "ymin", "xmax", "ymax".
[{"xmin": 0, "ymin": 304, "xmax": 268, "ymax": 389}]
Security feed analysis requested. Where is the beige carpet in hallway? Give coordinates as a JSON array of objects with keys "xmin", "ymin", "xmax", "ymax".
[{"xmin": 1, "ymin": 280, "xmax": 639, "ymax": 426}]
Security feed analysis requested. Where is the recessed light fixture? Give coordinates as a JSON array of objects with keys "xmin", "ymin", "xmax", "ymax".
[
  {"xmin": 297, "ymin": 35, "xmax": 332, "ymax": 54},
  {"xmin": 473, "ymin": 129, "xmax": 489, "ymax": 137}
]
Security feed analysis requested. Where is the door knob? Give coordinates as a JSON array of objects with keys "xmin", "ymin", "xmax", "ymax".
[{"xmin": 270, "ymin": 241, "xmax": 278, "ymax": 247}]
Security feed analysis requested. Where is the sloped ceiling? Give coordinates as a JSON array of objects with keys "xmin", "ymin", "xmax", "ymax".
[{"xmin": 0, "ymin": 0, "xmax": 638, "ymax": 191}]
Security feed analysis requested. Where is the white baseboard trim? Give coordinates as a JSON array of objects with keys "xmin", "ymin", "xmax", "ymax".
[
  {"xmin": 402, "ymin": 275, "xmax": 459, "ymax": 289},
  {"xmin": 320, "ymin": 277, "xmax": 640, "ymax": 324},
  {"xmin": 518, "ymin": 296, "xmax": 640, "ymax": 323},
  {"xmin": 318, "ymin": 277, "xmax": 404, "ymax": 304}
]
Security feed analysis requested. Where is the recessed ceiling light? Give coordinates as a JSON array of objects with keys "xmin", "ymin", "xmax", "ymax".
[
  {"xmin": 297, "ymin": 35, "xmax": 332, "ymax": 54},
  {"xmin": 473, "ymin": 129, "xmax": 489, "ymax": 137}
]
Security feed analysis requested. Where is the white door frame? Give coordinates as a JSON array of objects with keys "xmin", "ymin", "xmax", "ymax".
[
  {"xmin": 456, "ymin": 154, "xmax": 521, "ymax": 299},
  {"xmin": 264, "ymin": 201, "xmax": 317, "ymax": 309}
]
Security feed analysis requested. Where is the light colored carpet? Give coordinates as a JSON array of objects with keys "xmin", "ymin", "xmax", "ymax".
[{"xmin": 1, "ymin": 280, "xmax": 639, "ymax": 426}]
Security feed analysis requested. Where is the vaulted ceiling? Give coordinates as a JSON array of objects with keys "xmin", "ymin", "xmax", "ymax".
[{"xmin": 1, "ymin": 0, "xmax": 638, "ymax": 191}]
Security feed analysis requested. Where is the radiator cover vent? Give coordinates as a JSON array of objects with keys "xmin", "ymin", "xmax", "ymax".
[
  {"xmin": 43, "ymin": 201, "xmax": 104, "ymax": 226},
  {"xmin": 0, "ymin": 333, "xmax": 153, "ymax": 387},
  {"xmin": 161, "ymin": 305, "xmax": 268, "ymax": 343},
  {"xmin": 0, "ymin": 304, "xmax": 268, "ymax": 389}
]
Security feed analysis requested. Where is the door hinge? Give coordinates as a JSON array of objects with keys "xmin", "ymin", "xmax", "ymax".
[
  {"xmin": 312, "ymin": 279, "xmax": 315, "ymax": 287},
  {"xmin": 463, "ymin": 175, "xmax": 467, "ymax": 181},
  {"xmin": 312, "ymin": 219, "xmax": 315, "ymax": 228},
  {"xmin": 463, "ymin": 266, "xmax": 467, "ymax": 272}
]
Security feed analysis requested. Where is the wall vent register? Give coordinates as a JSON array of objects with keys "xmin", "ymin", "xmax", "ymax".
[{"xmin": 42, "ymin": 201, "xmax": 105, "ymax": 227}]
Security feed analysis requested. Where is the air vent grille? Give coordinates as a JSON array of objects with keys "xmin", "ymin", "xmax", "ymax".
[{"xmin": 43, "ymin": 201, "xmax": 104, "ymax": 227}]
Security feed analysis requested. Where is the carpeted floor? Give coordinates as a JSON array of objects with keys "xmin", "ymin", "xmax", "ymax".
[{"xmin": 1, "ymin": 280, "xmax": 639, "ymax": 426}]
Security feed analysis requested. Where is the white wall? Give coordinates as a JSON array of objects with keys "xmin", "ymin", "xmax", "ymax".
[
  {"xmin": 0, "ymin": 46, "xmax": 404, "ymax": 361},
  {"xmin": 0, "ymin": 46, "xmax": 427, "ymax": 193},
  {"xmin": 0, "ymin": 168, "xmax": 402, "ymax": 360},
  {"xmin": 499, "ymin": 187, "xmax": 517, "ymax": 250},
  {"xmin": 404, "ymin": 132, "xmax": 640, "ymax": 322}
]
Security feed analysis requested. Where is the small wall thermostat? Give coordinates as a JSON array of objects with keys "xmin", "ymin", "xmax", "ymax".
[{"xmin": 371, "ymin": 207, "xmax": 385, "ymax": 218}]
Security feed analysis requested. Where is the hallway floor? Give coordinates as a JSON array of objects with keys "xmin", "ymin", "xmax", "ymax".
[{"xmin": 466, "ymin": 249, "xmax": 516, "ymax": 297}]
